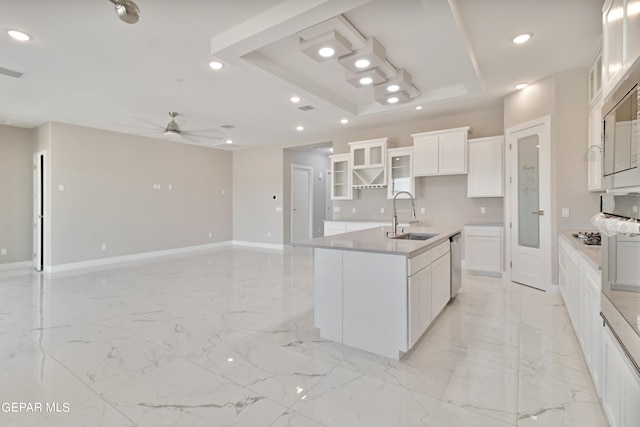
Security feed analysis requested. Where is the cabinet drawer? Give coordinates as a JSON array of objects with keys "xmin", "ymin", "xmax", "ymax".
[
  {"xmin": 432, "ymin": 241, "xmax": 450, "ymax": 259},
  {"xmin": 465, "ymin": 226, "xmax": 501, "ymax": 237},
  {"xmin": 409, "ymin": 250, "xmax": 432, "ymax": 276}
]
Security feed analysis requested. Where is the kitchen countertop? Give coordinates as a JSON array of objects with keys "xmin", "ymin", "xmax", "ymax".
[
  {"xmin": 464, "ymin": 222, "xmax": 504, "ymax": 227},
  {"xmin": 559, "ymin": 230, "xmax": 602, "ymax": 271},
  {"xmin": 293, "ymin": 226, "xmax": 460, "ymax": 257}
]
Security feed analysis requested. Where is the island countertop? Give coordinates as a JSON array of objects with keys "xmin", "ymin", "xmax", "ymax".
[{"xmin": 293, "ymin": 225, "xmax": 460, "ymax": 257}]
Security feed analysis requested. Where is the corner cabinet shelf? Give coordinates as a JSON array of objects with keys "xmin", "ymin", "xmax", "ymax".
[
  {"xmin": 330, "ymin": 153, "xmax": 353, "ymax": 200},
  {"xmin": 387, "ymin": 147, "xmax": 415, "ymax": 199},
  {"xmin": 349, "ymin": 138, "xmax": 393, "ymax": 189}
]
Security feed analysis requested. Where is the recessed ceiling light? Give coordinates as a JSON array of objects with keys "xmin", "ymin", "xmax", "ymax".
[
  {"xmin": 208, "ymin": 60, "xmax": 224, "ymax": 70},
  {"xmin": 387, "ymin": 84, "xmax": 400, "ymax": 92},
  {"xmin": 318, "ymin": 47, "xmax": 335, "ymax": 58},
  {"xmin": 340, "ymin": 118, "xmax": 349, "ymax": 124},
  {"xmin": 512, "ymin": 33, "xmax": 532, "ymax": 44},
  {"xmin": 290, "ymin": 96, "xmax": 301, "ymax": 103},
  {"xmin": 296, "ymin": 125, "xmax": 304, "ymax": 131},
  {"xmin": 355, "ymin": 58, "xmax": 371, "ymax": 69},
  {"xmin": 415, "ymin": 106, "xmax": 422, "ymax": 110},
  {"xmin": 387, "ymin": 96, "xmax": 399, "ymax": 104},
  {"xmin": 225, "ymin": 139, "xmax": 233, "ymax": 144},
  {"xmin": 359, "ymin": 77, "xmax": 373, "ymax": 85},
  {"xmin": 514, "ymin": 82, "xmax": 529, "ymax": 90},
  {"xmin": 7, "ymin": 30, "xmax": 31, "ymax": 41}
]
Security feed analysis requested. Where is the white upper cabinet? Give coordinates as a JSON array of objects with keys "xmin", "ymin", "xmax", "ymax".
[
  {"xmin": 349, "ymin": 138, "xmax": 392, "ymax": 188},
  {"xmin": 603, "ymin": 0, "xmax": 640, "ymax": 96},
  {"xmin": 412, "ymin": 127, "xmax": 469, "ymax": 176},
  {"xmin": 330, "ymin": 153, "xmax": 352, "ymax": 200},
  {"xmin": 467, "ymin": 136, "xmax": 504, "ymax": 198},
  {"xmin": 387, "ymin": 147, "xmax": 415, "ymax": 199}
]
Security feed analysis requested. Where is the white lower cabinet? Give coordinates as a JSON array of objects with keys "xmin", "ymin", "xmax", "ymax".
[
  {"xmin": 602, "ymin": 327, "xmax": 640, "ymax": 427},
  {"xmin": 431, "ymin": 251, "xmax": 450, "ymax": 316},
  {"xmin": 464, "ymin": 224, "xmax": 502, "ymax": 277},
  {"xmin": 558, "ymin": 234, "xmax": 601, "ymax": 395},
  {"xmin": 559, "ymin": 233, "xmax": 640, "ymax": 427},
  {"xmin": 408, "ymin": 264, "xmax": 431, "ymax": 348}
]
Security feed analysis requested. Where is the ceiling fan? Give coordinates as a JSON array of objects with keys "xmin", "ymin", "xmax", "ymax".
[{"xmin": 122, "ymin": 112, "xmax": 232, "ymax": 146}]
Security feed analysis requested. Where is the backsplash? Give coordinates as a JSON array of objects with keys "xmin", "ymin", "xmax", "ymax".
[{"xmin": 331, "ymin": 174, "xmax": 503, "ymax": 228}]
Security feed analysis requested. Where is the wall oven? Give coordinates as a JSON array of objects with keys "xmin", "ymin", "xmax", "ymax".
[
  {"xmin": 602, "ymin": 58, "xmax": 640, "ymax": 190},
  {"xmin": 598, "ymin": 192, "xmax": 640, "ymax": 376}
]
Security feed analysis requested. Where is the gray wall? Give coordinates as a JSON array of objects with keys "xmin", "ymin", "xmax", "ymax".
[
  {"xmin": 232, "ymin": 144, "xmax": 284, "ymax": 246},
  {"xmin": 0, "ymin": 125, "xmax": 35, "ymax": 264},
  {"xmin": 504, "ymin": 68, "xmax": 600, "ymax": 283},
  {"xmin": 283, "ymin": 149, "xmax": 331, "ymax": 243},
  {"xmin": 44, "ymin": 122, "xmax": 232, "ymax": 266}
]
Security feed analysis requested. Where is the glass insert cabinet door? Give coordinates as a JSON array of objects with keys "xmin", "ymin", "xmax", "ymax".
[{"xmin": 517, "ymin": 133, "xmax": 540, "ymax": 249}]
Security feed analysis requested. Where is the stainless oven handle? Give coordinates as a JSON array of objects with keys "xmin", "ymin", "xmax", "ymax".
[{"xmin": 601, "ymin": 311, "xmax": 640, "ymax": 377}]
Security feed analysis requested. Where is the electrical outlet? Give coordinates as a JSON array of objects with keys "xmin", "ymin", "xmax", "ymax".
[
  {"xmin": 0, "ymin": 248, "xmax": 7, "ymax": 255},
  {"xmin": 420, "ymin": 207, "xmax": 425, "ymax": 214},
  {"xmin": 208, "ymin": 232, "xmax": 212, "ymax": 238},
  {"xmin": 267, "ymin": 232, "xmax": 271, "ymax": 237},
  {"xmin": 562, "ymin": 208, "xmax": 570, "ymax": 218},
  {"xmin": 352, "ymin": 208, "xmax": 356, "ymax": 214},
  {"xmin": 380, "ymin": 208, "xmax": 385, "ymax": 214},
  {"xmin": 333, "ymin": 206, "xmax": 340, "ymax": 213},
  {"xmin": 101, "ymin": 243, "xmax": 107, "ymax": 250},
  {"xmin": 480, "ymin": 207, "xmax": 486, "ymax": 214},
  {"xmin": 168, "ymin": 184, "xmax": 172, "ymax": 190}
]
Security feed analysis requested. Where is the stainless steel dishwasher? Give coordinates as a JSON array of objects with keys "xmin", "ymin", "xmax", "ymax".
[{"xmin": 450, "ymin": 233, "xmax": 462, "ymax": 299}]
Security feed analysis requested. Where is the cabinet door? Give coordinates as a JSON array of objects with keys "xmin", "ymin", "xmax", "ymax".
[
  {"xmin": 330, "ymin": 155, "xmax": 352, "ymax": 200},
  {"xmin": 626, "ymin": 363, "xmax": 640, "ymax": 427},
  {"xmin": 603, "ymin": 0, "xmax": 625, "ymax": 87},
  {"xmin": 408, "ymin": 265, "xmax": 431, "ymax": 348},
  {"xmin": 431, "ymin": 253, "xmax": 451, "ymax": 318},
  {"xmin": 627, "ymin": 0, "xmax": 640, "ymax": 71},
  {"xmin": 603, "ymin": 327, "xmax": 623, "ymax": 427},
  {"xmin": 413, "ymin": 135, "xmax": 439, "ymax": 176},
  {"xmin": 439, "ymin": 132, "xmax": 466, "ymax": 174},
  {"xmin": 587, "ymin": 98, "xmax": 604, "ymax": 192},
  {"xmin": 467, "ymin": 137, "xmax": 504, "ymax": 197},
  {"xmin": 387, "ymin": 148, "xmax": 414, "ymax": 199}
]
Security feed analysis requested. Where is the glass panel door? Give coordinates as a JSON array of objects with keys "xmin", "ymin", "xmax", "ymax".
[{"xmin": 517, "ymin": 134, "xmax": 540, "ymax": 249}]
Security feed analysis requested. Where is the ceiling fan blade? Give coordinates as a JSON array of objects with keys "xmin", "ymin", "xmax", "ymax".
[{"xmin": 182, "ymin": 131, "xmax": 224, "ymax": 139}]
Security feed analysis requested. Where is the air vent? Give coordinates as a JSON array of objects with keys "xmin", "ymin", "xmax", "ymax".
[
  {"xmin": 220, "ymin": 124, "xmax": 235, "ymax": 129},
  {"xmin": 298, "ymin": 105, "xmax": 315, "ymax": 111},
  {"xmin": 0, "ymin": 67, "xmax": 23, "ymax": 79}
]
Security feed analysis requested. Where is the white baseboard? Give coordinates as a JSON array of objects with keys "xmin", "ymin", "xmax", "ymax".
[
  {"xmin": 46, "ymin": 241, "xmax": 233, "ymax": 273},
  {"xmin": 0, "ymin": 261, "xmax": 33, "ymax": 271},
  {"xmin": 231, "ymin": 240, "xmax": 285, "ymax": 251}
]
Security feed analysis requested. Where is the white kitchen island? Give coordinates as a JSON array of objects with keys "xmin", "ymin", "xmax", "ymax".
[{"xmin": 294, "ymin": 226, "xmax": 460, "ymax": 359}]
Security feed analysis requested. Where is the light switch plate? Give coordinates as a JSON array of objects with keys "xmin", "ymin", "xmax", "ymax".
[
  {"xmin": 562, "ymin": 208, "xmax": 570, "ymax": 218},
  {"xmin": 0, "ymin": 248, "xmax": 6, "ymax": 255}
]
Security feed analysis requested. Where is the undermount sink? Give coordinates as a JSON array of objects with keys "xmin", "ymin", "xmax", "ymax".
[{"xmin": 391, "ymin": 232, "xmax": 438, "ymax": 241}]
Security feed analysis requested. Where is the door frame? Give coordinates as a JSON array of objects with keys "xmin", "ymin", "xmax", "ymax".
[
  {"xmin": 33, "ymin": 150, "xmax": 47, "ymax": 272},
  {"xmin": 505, "ymin": 115, "xmax": 552, "ymax": 291},
  {"xmin": 290, "ymin": 164, "xmax": 314, "ymax": 242}
]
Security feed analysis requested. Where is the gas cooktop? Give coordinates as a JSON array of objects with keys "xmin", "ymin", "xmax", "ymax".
[{"xmin": 572, "ymin": 231, "xmax": 601, "ymax": 247}]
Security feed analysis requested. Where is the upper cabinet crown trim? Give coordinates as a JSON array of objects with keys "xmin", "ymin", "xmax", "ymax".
[{"xmin": 411, "ymin": 126, "xmax": 470, "ymax": 139}]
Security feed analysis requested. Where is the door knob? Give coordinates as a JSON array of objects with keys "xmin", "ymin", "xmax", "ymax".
[{"xmin": 531, "ymin": 210, "xmax": 544, "ymax": 215}]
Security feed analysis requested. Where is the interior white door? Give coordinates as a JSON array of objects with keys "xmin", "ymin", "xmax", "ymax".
[
  {"xmin": 507, "ymin": 118, "xmax": 551, "ymax": 291},
  {"xmin": 292, "ymin": 165, "xmax": 312, "ymax": 242},
  {"xmin": 33, "ymin": 151, "xmax": 45, "ymax": 272}
]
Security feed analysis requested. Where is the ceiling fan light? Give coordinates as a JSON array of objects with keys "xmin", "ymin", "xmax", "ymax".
[{"xmin": 163, "ymin": 129, "xmax": 181, "ymax": 138}]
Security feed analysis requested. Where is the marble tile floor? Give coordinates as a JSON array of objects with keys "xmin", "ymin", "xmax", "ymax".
[{"xmin": 0, "ymin": 247, "xmax": 609, "ymax": 426}]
